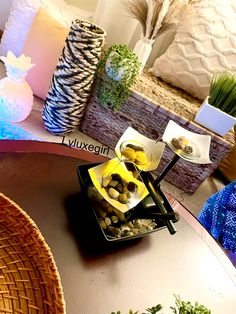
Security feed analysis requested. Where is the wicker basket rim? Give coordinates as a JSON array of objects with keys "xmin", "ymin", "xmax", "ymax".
[{"xmin": 0, "ymin": 193, "xmax": 66, "ymax": 313}]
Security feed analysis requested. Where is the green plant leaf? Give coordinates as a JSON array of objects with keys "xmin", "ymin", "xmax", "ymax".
[
  {"xmin": 145, "ymin": 304, "xmax": 162, "ymax": 313},
  {"xmin": 170, "ymin": 294, "xmax": 211, "ymax": 314},
  {"xmin": 209, "ymin": 71, "xmax": 236, "ymax": 117},
  {"xmin": 94, "ymin": 44, "xmax": 141, "ymax": 110},
  {"xmin": 110, "ymin": 295, "xmax": 211, "ymax": 314}
]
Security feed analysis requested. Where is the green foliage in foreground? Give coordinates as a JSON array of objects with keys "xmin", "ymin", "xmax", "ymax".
[
  {"xmin": 170, "ymin": 295, "xmax": 211, "ymax": 314},
  {"xmin": 209, "ymin": 71, "xmax": 236, "ymax": 117},
  {"xmin": 110, "ymin": 295, "xmax": 211, "ymax": 314}
]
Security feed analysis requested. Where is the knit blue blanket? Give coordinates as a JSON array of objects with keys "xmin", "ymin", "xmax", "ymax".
[{"xmin": 198, "ymin": 180, "xmax": 236, "ymax": 253}]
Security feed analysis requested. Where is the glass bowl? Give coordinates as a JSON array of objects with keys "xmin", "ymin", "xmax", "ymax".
[{"xmin": 118, "ymin": 140, "xmax": 152, "ymax": 167}]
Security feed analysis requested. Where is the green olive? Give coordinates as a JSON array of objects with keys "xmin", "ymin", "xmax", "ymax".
[
  {"xmin": 118, "ymin": 193, "xmax": 129, "ymax": 204},
  {"xmin": 108, "ymin": 188, "xmax": 119, "ymax": 199}
]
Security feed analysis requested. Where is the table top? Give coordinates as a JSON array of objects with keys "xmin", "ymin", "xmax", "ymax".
[{"xmin": 0, "ymin": 149, "xmax": 235, "ymax": 314}]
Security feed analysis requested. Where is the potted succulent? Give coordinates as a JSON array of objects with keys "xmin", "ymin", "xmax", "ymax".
[
  {"xmin": 195, "ymin": 72, "xmax": 236, "ymax": 136},
  {"xmin": 95, "ymin": 44, "xmax": 141, "ymax": 110}
]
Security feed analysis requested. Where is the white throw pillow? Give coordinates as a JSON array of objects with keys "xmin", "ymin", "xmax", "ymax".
[
  {"xmin": 150, "ymin": 0, "xmax": 236, "ymax": 100},
  {"xmin": 0, "ymin": 0, "xmax": 94, "ymax": 57},
  {"xmin": 0, "ymin": 0, "xmax": 40, "ymax": 57}
]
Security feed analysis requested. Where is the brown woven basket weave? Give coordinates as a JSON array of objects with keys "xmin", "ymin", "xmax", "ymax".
[{"xmin": 0, "ymin": 193, "xmax": 66, "ymax": 313}]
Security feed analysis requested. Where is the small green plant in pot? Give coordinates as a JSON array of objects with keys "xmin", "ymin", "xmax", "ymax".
[
  {"xmin": 95, "ymin": 44, "xmax": 141, "ymax": 110},
  {"xmin": 195, "ymin": 71, "xmax": 236, "ymax": 136},
  {"xmin": 209, "ymin": 71, "xmax": 236, "ymax": 116}
]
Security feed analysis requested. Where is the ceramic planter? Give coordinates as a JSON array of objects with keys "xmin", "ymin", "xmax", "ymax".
[
  {"xmin": 105, "ymin": 52, "xmax": 133, "ymax": 82},
  {"xmin": 133, "ymin": 36, "xmax": 154, "ymax": 74},
  {"xmin": 194, "ymin": 97, "xmax": 236, "ymax": 136}
]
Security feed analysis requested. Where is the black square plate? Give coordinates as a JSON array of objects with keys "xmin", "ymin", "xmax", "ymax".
[{"xmin": 77, "ymin": 163, "xmax": 178, "ymax": 242}]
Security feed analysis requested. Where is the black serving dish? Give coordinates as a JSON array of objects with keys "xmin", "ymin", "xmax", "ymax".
[{"xmin": 77, "ymin": 163, "xmax": 178, "ymax": 242}]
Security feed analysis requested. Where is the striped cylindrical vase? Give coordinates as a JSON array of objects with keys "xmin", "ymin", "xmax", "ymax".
[{"xmin": 42, "ymin": 20, "xmax": 106, "ymax": 135}]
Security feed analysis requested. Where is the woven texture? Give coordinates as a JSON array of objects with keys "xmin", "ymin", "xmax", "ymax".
[
  {"xmin": 81, "ymin": 73, "xmax": 234, "ymax": 194},
  {"xmin": 198, "ymin": 180, "xmax": 236, "ymax": 253},
  {"xmin": 42, "ymin": 19, "xmax": 106, "ymax": 135},
  {"xmin": 0, "ymin": 193, "xmax": 65, "ymax": 313},
  {"xmin": 150, "ymin": 0, "xmax": 236, "ymax": 100}
]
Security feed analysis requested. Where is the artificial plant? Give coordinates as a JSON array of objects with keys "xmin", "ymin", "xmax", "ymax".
[
  {"xmin": 208, "ymin": 71, "xmax": 236, "ymax": 117},
  {"xmin": 95, "ymin": 44, "xmax": 141, "ymax": 110}
]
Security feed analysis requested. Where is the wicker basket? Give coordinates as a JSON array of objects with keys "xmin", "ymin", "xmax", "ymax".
[{"xmin": 0, "ymin": 193, "xmax": 65, "ymax": 313}]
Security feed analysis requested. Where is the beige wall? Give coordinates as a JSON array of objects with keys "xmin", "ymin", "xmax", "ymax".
[
  {"xmin": 66, "ymin": 0, "xmax": 97, "ymax": 11},
  {"xmin": 94, "ymin": 0, "xmax": 138, "ymax": 47}
]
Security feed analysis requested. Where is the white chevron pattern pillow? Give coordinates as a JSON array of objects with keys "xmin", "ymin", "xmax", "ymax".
[{"xmin": 150, "ymin": 0, "xmax": 236, "ymax": 100}]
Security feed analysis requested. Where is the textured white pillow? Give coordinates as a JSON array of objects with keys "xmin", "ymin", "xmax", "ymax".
[
  {"xmin": 150, "ymin": 0, "xmax": 236, "ymax": 100},
  {"xmin": 0, "ymin": 0, "xmax": 94, "ymax": 57},
  {"xmin": 0, "ymin": 0, "xmax": 40, "ymax": 57}
]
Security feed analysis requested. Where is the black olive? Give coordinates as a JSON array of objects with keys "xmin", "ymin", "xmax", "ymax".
[
  {"xmin": 126, "ymin": 143, "xmax": 144, "ymax": 152},
  {"xmin": 115, "ymin": 183, "xmax": 124, "ymax": 193},
  {"xmin": 127, "ymin": 182, "xmax": 138, "ymax": 193},
  {"xmin": 111, "ymin": 173, "xmax": 122, "ymax": 183}
]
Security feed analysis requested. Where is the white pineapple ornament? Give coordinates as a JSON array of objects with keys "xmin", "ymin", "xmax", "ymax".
[{"xmin": 0, "ymin": 51, "xmax": 35, "ymax": 122}]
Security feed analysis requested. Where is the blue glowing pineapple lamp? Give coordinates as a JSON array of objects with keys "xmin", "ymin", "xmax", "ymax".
[{"xmin": 0, "ymin": 51, "xmax": 35, "ymax": 122}]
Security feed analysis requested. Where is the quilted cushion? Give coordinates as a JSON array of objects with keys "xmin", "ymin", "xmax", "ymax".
[
  {"xmin": 150, "ymin": 0, "xmax": 236, "ymax": 100},
  {"xmin": 0, "ymin": 0, "xmax": 93, "ymax": 57}
]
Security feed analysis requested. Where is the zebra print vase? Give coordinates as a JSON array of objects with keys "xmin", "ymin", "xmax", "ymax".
[{"xmin": 42, "ymin": 20, "xmax": 106, "ymax": 135}]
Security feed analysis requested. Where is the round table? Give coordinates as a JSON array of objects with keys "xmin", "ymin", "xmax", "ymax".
[{"xmin": 0, "ymin": 141, "xmax": 235, "ymax": 314}]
